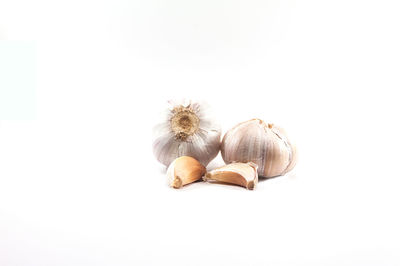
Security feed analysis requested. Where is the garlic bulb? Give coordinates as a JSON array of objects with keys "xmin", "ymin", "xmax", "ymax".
[
  {"xmin": 167, "ymin": 156, "xmax": 206, "ymax": 189},
  {"xmin": 221, "ymin": 119, "xmax": 297, "ymax": 177},
  {"xmin": 153, "ymin": 100, "xmax": 221, "ymax": 167},
  {"xmin": 203, "ymin": 162, "xmax": 258, "ymax": 190}
]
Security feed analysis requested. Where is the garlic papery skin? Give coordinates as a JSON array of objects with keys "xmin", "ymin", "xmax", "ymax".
[
  {"xmin": 153, "ymin": 100, "xmax": 221, "ymax": 167},
  {"xmin": 167, "ymin": 156, "xmax": 206, "ymax": 189},
  {"xmin": 221, "ymin": 119, "xmax": 297, "ymax": 178},
  {"xmin": 203, "ymin": 162, "xmax": 258, "ymax": 190}
]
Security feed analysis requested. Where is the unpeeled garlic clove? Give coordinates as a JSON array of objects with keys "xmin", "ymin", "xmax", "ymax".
[
  {"xmin": 203, "ymin": 162, "xmax": 258, "ymax": 190},
  {"xmin": 221, "ymin": 119, "xmax": 297, "ymax": 178},
  {"xmin": 167, "ymin": 156, "xmax": 206, "ymax": 189}
]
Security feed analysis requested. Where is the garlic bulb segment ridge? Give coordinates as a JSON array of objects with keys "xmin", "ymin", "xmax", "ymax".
[
  {"xmin": 203, "ymin": 162, "xmax": 258, "ymax": 190},
  {"xmin": 153, "ymin": 100, "xmax": 221, "ymax": 167},
  {"xmin": 167, "ymin": 156, "xmax": 206, "ymax": 189},
  {"xmin": 221, "ymin": 119, "xmax": 297, "ymax": 178}
]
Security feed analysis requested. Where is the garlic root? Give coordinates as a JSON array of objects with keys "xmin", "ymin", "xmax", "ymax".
[
  {"xmin": 152, "ymin": 100, "xmax": 221, "ymax": 167},
  {"xmin": 203, "ymin": 162, "xmax": 258, "ymax": 190},
  {"xmin": 167, "ymin": 156, "xmax": 206, "ymax": 189}
]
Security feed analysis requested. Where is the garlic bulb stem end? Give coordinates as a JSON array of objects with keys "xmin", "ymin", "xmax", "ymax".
[
  {"xmin": 152, "ymin": 100, "xmax": 221, "ymax": 167},
  {"xmin": 170, "ymin": 106, "xmax": 200, "ymax": 141}
]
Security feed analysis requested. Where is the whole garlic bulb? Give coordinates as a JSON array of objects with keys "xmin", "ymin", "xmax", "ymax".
[
  {"xmin": 152, "ymin": 100, "xmax": 221, "ymax": 167},
  {"xmin": 221, "ymin": 119, "xmax": 297, "ymax": 177}
]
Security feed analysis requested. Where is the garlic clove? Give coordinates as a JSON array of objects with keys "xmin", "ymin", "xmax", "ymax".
[
  {"xmin": 272, "ymin": 125, "xmax": 297, "ymax": 175},
  {"xmin": 221, "ymin": 119, "xmax": 297, "ymax": 178},
  {"xmin": 167, "ymin": 156, "xmax": 206, "ymax": 189},
  {"xmin": 153, "ymin": 100, "xmax": 221, "ymax": 167},
  {"xmin": 203, "ymin": 162, "xmax": 258, "ymax": 190}
]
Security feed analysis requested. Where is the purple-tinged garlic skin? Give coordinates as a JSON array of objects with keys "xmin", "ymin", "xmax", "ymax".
[{"xmin": 221, "ymin": 119, "xmax": 297, "ymax": 178}]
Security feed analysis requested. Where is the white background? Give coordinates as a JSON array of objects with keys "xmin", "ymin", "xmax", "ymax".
[{"xmin": 1, "ymin": 0, "xmax": 400, "ymax": 265}]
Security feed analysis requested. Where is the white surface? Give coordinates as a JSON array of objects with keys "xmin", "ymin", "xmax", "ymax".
[{"xmin": 1, "ymin": 0, "xmax": 400, "ymax": 265}]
